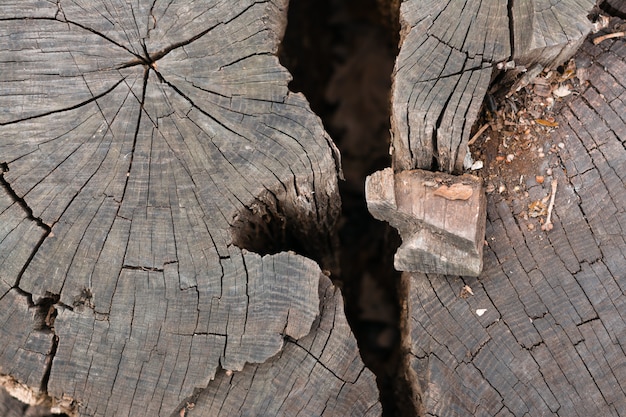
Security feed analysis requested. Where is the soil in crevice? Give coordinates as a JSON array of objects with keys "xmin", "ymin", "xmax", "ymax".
[{"xmin": 279, "ymin": 1, "xmax": 413, "ymax": 416}]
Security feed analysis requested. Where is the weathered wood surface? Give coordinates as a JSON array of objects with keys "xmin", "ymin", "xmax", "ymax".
[
  {"xmin": 367, "ymin": 0, "xmax": 596, "ymax": 280},
  {"xmin": 186, "ymin": 276, "xmax": 380, "ymax": 417},
  {"xmin": 391, "ymin": 0, "xmax": 595, "ymax": 173},
  {"xmin": 408, "ymin": 34, "xmax": 626, "ymax": 416},
  {"xmin": 366, "ymin": 168, "xmax": 486, "ymax": 276},
  {"xmin": 0, "ymin": 1, "xmax": 380, "ymax": 416}
]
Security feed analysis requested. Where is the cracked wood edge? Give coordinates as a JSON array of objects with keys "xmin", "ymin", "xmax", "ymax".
[
  {"xmin": 391, "ymin": 0, "xmax": 595, "ymax": 173},
  {"xmin": 183, "ymin": 275, "xmax": 381, "ymax": 417},
  {"xmin": 408, "ymin": 35, "xmax": 626, "ymax": 416},
  {"xmin": 0, "ymin": 383, "xmax": 59, "ymax": 417},
  {"xmin": 0, "ymin": 1, "xmax": 379, "ymax": 416}
]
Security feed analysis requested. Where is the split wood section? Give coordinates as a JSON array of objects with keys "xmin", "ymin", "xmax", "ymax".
[
  {"xmin": 390, "ymin": 0, "xmax": 596, "ymax": 173},
  {"xmin": 366, "ymin": 168, "xmax": 486, "ymax": 276},
  {"xmin": 408, "ymin": 34, "xmax": 626, "ymax": 414},
  {"xmin": 0, "ymin": 1, "xmax": 379, "ymax": 416},
  {"xmin": 365, "ymin": 0, "xmax": 626, "ymax": 416},
  {"xmin": 367, "ymin": 0, "xmax": 596, "ymax": 280}
]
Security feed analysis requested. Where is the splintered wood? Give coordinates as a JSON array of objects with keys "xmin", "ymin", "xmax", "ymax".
[{"xmin": 366, "ymin": 168, "xmax": 486, "ymax": 276}]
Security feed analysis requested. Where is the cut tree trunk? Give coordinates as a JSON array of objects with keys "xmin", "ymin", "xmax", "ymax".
[
  {"xmin": 0, "ymin": 1, "xmax": 380, "ymax": 416},
  {"xmin": 369, "ymin": 0, "xmax": 597, "ymax": 279},
  {"xmin": 407, "ymin": 33, "xmax": 626, "ymax": 415},
  {"xmin": 3, "ymin": 0, "xmax": 625, "ymax": 416},
  {"xmin": 377, "ymin": 0, "xmax": 626, "ymax": 414},
  {"xmin": 390, "ymin": 0, "xmax": 596, "ymax": 174}
]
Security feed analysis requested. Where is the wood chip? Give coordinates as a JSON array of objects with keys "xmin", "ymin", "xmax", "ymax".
[
  {"xmin": 460, "ymin": 285, "xmax": 474, "ymax": 298},
  {"xmin": 536, "ymin": 118, "xmax": 559, "ymax": 127},
  {"xmin": 433, "ymin": 183, "xmax": 474, "ymax": 201},
  {"xmin": 470, "ymin": 160, "xmax": 483, "ymax": 171},
  {"xmin": 468, "ymin": 123, "xmax": 490, "ymax": 146},
  {"xmin": 593, "ymin": 31, "xmax": 626, "ymax": 45},
  {"xmin": 552, "ymin": 85, "xmax": 572, "ymax": 97},
  {"xmin": 533, "ymin": 83, "xmax": 552, "ymax": 97}
]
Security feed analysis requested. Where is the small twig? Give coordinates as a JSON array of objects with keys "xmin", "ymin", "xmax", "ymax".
[
  {"xmin": 468, "ymin": 123, "xmax": 490, "ymax": 146},
  {"xmin": 542, "ymin": 179, "xmax": 558, "ymax": 231},
  {"xmin": 593, "ymin": 31, "xmax": 626, "ymax": 45}
]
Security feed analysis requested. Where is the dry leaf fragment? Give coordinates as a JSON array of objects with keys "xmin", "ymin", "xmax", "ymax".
[
  {"xmin": 433, "ymin": 183, "xmax": 474, "ymax": 200},
  {"xmin": 552, "ymin": 84, "xmax": 572, "ymax": 97},
  {"xmin": 536, "ymin": 118, "xmax": 559, "ymax": 127},
  {"xmin": 528, "ymin": 200, "xmax": 547, "ymax": 217}
]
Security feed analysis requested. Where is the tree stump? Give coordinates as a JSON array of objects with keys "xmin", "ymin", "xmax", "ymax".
[
  {"xmin": 3, "ymin": 0, "xmax": 626, "ymax": 416},
  {"xmin": 0, "ymin": 1, "xmax": 380, "ymax": 416},
  {"xmin": 367, "ymin": 0, "xmax": 597, "ymax": 279},
  {"xmin": 408, "ymin": 32, "xmax": 626, "ymax": 414}
]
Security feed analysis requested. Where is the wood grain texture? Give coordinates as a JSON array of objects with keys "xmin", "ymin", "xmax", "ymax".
[
  {"xmin": 408, "ymin": 35, "xmax": 626, "ymax": 416},
  {"xmin": 185, "ymin": 275, "xmax": 381, "ymax": 417},
  {"xmin": 391, "ymin": 0, "xmax": 595, "ymax": 173},
  {"xmin": 0, "ymin": 1, "xmax": 378, "ymax": 416}
]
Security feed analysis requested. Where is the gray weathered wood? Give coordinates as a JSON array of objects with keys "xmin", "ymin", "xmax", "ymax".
[
  {"xmin": 185, "ymin": 275, "xmax": 381, "ymax": 417},
  {"xmin": 391, "ymin": 0, "xmax": 595, "ymax": 173},
  {"xmin": 0, "ymin": 1, "xmax": 379, "ymax": 416},
  {"xmin": 366, "ymin": 168, "xmax": 486, "ymax": 276},
  {"xmin": 369, "ymin": 0, "xmax": 595, "ymax": 280},
  {"xmin": 407, "ymin": 32, "xmax": 626, "ymax": 416}
]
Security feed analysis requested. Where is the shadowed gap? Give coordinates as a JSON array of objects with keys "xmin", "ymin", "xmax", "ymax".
[{"xmin": 278, "ymin": 1, "xmax": 414, "ymax": 416}]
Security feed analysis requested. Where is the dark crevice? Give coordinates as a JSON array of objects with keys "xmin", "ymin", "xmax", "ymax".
[
  {"xmin": 118, "ymin": 66, "xmax": 150, "ymax": 206},
  {"xmin": 507, "ymin": 0, "xmax": 515, "ymax": 59},
  {"xmin": 279, "ymin": 1, "xmax": 415, "ymax": 416},
  {"xmin": 599, "ymin": 0, "xmax": 626, "ymax": 19},
  {"xmin": 40, "ymin": 334, "xmax": 58, "ymax": 393},
  {"xmin": 3, "ymin": 290, "xmax": 72, "ymax": 416},
  {"xmin": 32, "ymin": 293, "xmax": 60, "ymax": 331},
  {"xmin": 229, "ymin": 185, "xmax": 340, "ymax": 275}
]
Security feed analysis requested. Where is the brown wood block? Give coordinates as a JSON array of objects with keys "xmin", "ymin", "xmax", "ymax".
[{"xmin": 366, "ymin": 168, "xmax": 486, "ymax": 276}]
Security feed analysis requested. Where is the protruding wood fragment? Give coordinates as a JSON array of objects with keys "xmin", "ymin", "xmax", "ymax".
[{"xmin": 366, "ymin": 168, "xmax": 486, "ymax": 276}]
